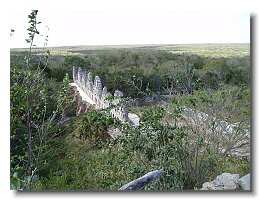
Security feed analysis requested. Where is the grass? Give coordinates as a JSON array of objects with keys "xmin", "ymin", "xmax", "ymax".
[
  {"xmin": 161, "ymin": 43, "xmax": 250, "ymax": 58},
  {"xmin": 11, "ymin": 43, "xmax": 250, "ymax": 58}
]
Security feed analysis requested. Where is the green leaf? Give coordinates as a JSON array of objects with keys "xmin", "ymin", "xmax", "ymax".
[{"xmin": 10, "ymin": 176, "xmax": 21, "ymax": 190}]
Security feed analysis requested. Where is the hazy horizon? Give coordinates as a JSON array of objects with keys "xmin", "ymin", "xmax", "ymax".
[
  {"xmin": 10, "ymin": 42, "xmax": 250, "ymax": 50},
  {"xmin": 10, "ymin": 10, "xmax": 250, "ymax": 48}
]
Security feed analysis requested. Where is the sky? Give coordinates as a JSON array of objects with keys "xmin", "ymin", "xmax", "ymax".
[{"xmin": 10, "ymin": 10, "xmax": 250, "ymax": 48}]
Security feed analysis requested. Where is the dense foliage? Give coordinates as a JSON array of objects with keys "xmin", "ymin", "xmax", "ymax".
[
  {"xmin": 10, "ymin": 10, "xmax": 72, "ymax": 190},
  {"xmin": 30, "ymin": 102, "xmax": 249, "ymax": 190},
  {"xmin": 10, "ymin": 10, "xmax": 250, "ymax": 190},
  {"xmin": 11, "ymin": 47, "xmax": 249, "ymax": 99}
]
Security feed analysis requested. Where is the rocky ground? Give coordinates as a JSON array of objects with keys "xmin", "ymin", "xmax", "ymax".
[{"xmin": 201, "ymin": 173, "xmax": 250, "ymax": 190}]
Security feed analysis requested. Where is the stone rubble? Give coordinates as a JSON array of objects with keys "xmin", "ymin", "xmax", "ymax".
[{"xmin": 201, "ymin": 173, "xmax": 250, "ymax": 191}]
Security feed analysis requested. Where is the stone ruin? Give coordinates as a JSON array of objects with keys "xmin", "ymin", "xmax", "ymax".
[
  {"xmin": 201, "ymin": 173, "xmax": 250, "ymax": 190},
  {"xmin": 72, "ymin": 66, "xmax": 129, "ymax": 121}
]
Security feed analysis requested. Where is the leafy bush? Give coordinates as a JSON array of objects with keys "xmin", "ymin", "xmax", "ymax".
[
  {"xmin": 63, "ymin": 56, "xmax": 90, "ymax": 68},
  {"xmin": 76, "ymin": 110, "xmax": 119, "ymax": 144},
  {"xmin": 31, "ymin": 99, "xmax": 249, "ymax": 190}
]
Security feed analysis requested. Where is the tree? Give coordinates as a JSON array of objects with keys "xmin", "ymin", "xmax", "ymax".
[
  {"xmin": 159, "ymin": 60, "xmax": 196, "ymax": 95},
  {"xmin": 182, "ymin": 87, "xmax": 250, "ymax": 158},
  {"xmin": 10, "ymin": 10, "xmax": 71, "ymax": 190}
]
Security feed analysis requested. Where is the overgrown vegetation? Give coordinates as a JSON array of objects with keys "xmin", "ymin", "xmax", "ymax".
[
  {"xmin": 10, "ymin": 10, "xmax": 71, "ymax": 190},
  {"xmin": 10, "ymin": 10, "xmax": 250, "ymax": 190},
  {"xmin": 30, "ymin": 102, "xmax": 249, "ymax": 190},
  {"xmin": 11, "ymin": 44, "xmax": 250, "ymax": 99}
]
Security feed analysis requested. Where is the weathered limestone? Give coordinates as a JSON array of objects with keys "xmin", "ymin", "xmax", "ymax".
[
  {"xmin": 238, "ymin": 173, "xmax": 250, "ymax": 190},
  {"xmin": 66, "ymin": 85, "xmax": 95, "ymax": 117},
  {"xmin": 72, "ymin": 66, "xmax": 77, "ymax": 81},
  {"xmin": 72, "ymin": 66, "xmax": 129, "ymax": 121},
  {"xmin": 201, "ymin": 173, "xmax": 250, "ymax": 190}
]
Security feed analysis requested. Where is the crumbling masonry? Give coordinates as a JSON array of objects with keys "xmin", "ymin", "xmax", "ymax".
[{"xmin": 72, "ymin": 66, "xmax": 129, "ymax": 121}]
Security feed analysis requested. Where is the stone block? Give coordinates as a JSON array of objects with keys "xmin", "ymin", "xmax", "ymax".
[
  {"xmin": 238, "ymin": 173, "xmax": 250, "ymax": 190},
  {"xmin": 201, "ymin": 173, "xmax": 240, "ymax": 190}
]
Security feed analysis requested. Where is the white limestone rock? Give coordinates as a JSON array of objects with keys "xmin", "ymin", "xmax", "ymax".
[
  {"xmin": 128, "ymin": 113, "xmax": 140, "ymax": 127},
  {"xmin": 238, "ymin": 173, "xmax": 250, "ymax": 190},
  {"xmin": 216, "ymin": 173, "xmax": 239, "ymax": 190},
  {"xmin": 201, "ymin": 182, "xmax": 216, "ymax": 190},
  {"xmin": 201, "ymin": 173, "xmax": 240, "ymax": 190}
]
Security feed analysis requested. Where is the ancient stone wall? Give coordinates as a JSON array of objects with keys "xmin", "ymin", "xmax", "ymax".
[{"xmin": 72, "ymin": 66, "xmax": 129, "ymax": 121}]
